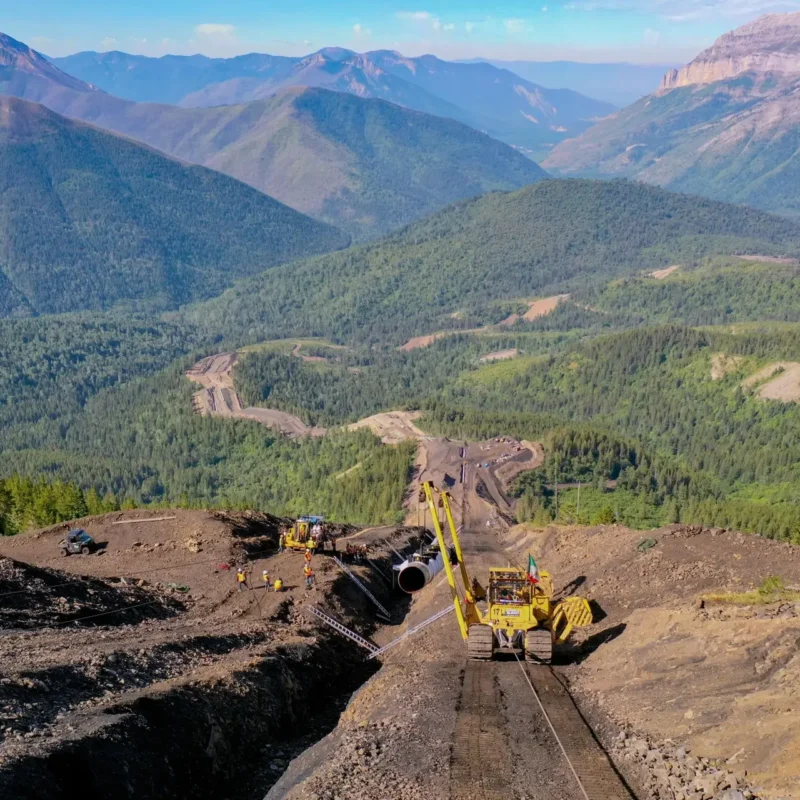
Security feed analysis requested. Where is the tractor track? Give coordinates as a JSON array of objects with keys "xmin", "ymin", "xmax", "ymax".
[
  {"xmin": 450, "ymin": 660, "xmax": 634, "ymax": 800},
  {"xmin": 519, "ymin": 661, "xmax": 635, "ymax": 800},
  {"xmin": 450, "ymin": 660, "xmax": 508, "ymax": 800}
]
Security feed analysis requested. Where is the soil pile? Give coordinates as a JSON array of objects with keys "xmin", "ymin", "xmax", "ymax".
[{"xmin": 0, "ymin": 556, "xmax": 184, "ymax": 629}]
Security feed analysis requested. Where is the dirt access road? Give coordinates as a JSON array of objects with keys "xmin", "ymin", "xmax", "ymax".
[
  {"xmin": 188, "ymin": 353, "xmax": 434, "ymax": 444},
  {"xmin": 187, "ymin": 353, "xmax": 326, "ymax": 437},
  {"xmin": 272, "ymin": 440, "xmax": 633, "ymax": 800}
]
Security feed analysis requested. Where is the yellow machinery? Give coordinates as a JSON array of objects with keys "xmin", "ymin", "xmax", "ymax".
[
  {"xmin": 282, "ymin": 515, "xmax": 323, "ymax": 552},
  {"xmin": 421, "ymin": 481, "xmax": 592, "ymax": 662}
]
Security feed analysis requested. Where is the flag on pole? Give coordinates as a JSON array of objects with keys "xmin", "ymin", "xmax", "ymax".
[{"xmin": 527, "ymin": 554, "xmax": 539, "ymax": 584}]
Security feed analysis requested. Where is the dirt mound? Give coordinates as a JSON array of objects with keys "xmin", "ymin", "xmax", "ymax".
[
  {"xmin": 499, "ymin": 294, "xmax": 570, "ymax": 326},
  {"xmin": 649, "ymin": 265, "xmax": 680, "ymax": 279},
  {"xmin": 711, "ymin": 352, "xmax": 744, "ymax": 380},
  {"xmin": 479, "ymin": 348, "xmax": 520, "ymax": 362},
  {"xmin": 0, "ymin": 557, "xmax": 184, "ymax": 629},
  {"xmin": 0, "ymin": 509, "xmax": 289, "ymax": 620},
  {"xmin": 347, "ymin": 411, "xmax": 429, "ymax": 444},
  {"xmin": 510, "ymin": 522, "xmax": 800, "ymax": 798}
]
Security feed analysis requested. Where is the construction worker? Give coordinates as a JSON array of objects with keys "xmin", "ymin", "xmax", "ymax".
[
  {"xmin": 236, "ymin": 567, "xmax": 248, "ymax": 593},
  {"xmin": 303, "ymin": 564, "xmax": 315, "ymax": 590},
  {"xmin": 273, "ymin": 577, "xmax": 284, "ymax": 592},
  {"xmin": 278, "ymin": 532, "xmax": 286, "ymax": 553},
  {"xmin": 262, "ymin": 569, "xmax": 271, "ymax": 590},
  {"xmin": 305, "ymin": 539, "xmax": 314, "ymax": 556},
  {"xmin": 304, "ymin": 548, "xmax": 312, "ymax": 564}
]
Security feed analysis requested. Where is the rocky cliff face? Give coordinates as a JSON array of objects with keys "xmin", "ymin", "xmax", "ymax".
[{"xmin": 661, "ymin": 12, "xmax": 800, "ymax": 89}]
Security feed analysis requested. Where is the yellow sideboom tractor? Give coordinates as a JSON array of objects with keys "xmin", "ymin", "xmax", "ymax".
[{"xmin": 421, "ymin": 481, "xmax": 592, "ymax": 662}]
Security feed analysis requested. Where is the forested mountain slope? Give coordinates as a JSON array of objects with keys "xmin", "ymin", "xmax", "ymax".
[
  {"xmin": 186, "ymin": 179, "xmax": 800, "ymax": 345},
  {"xmin": 544, "ymin": 14, "xmax": 800, "ymax": 218},
  {"xmin": 0, "ymin": 96, "xmax": 347, "ymax": 316},
  {"xmin": 124, "ymin": 87, "xmax": 547, "ymax": 240},
  {"xmin": 4, "ymin": 32, "xmax": 546, "ymax": 239},
  {"xmin": 51, "ymin": 45, "xmax": 615, "ymax": 157}
]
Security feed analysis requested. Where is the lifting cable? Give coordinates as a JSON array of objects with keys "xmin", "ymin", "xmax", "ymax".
[{"xmin": 512, "ymin": 653, "xmax": 592, "ymax": 800}]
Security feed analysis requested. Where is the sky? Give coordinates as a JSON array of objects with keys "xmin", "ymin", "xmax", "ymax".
[{"xmin": 4, "ymin": 0, "xmax": 800, "ymax": 64}]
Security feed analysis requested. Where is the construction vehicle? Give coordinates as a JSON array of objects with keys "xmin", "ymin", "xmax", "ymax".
[
  {"xmin": 420, "ymin": 481, "xmax": 592, "ymax": 662},
  {"xmin": 282, "ymin": 516, "xmax": 326, "ymax": 552},
  {"xmin": 60, "ymin": 529, "xmax": 98, "ymax": 557}
]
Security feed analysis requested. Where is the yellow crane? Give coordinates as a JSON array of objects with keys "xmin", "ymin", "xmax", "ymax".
[{"xmin": 421, "ymin": 481, "xmax": 592, "ymax": 661}]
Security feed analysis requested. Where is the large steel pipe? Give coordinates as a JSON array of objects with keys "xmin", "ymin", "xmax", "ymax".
[{"xmin": 397, "ymin": 551, "xmax": 445, "ymax": 594}]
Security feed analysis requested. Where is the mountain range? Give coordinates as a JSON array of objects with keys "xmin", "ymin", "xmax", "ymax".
[
  {"xmin": 544, "ymin": 13, "xmax": 800, "ymax": 218},
  {"xmin": 1, "ymin": 32, "xmax": 547, "ymax": 238},
  {"xmin": 50, "ymin": 45, "xmax": 615, "ymax": 158},
  {"xmin": 464, "ymin": 60, "xmax": 672, "ymax": 107},
  {"xmin": 0, "ymin": 94, "xmax": 347, "ymax": 316}
]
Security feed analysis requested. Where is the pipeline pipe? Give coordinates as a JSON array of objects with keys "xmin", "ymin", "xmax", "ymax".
[{"xmin": 396, "ymin": 550, "xmax": 445, "ymax": 594}]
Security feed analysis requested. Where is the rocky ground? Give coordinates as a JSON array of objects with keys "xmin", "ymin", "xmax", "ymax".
[
  {"xmin": 0, "ymin": 509, "xmax": 420, "ymax": 799},
  {"xmin": 2, "ymin": 461, "xmax": 798, "ymax": 800},
  {"xmin": 515, "ymin": 523, "xmax": 800, "ymax": 800}
]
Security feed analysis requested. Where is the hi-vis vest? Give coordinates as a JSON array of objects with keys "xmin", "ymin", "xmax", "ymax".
[
  {"xmin": 274, "ymin": 579, "xmax": 283, "ymax": 590},
  {"xmin": 237, "ymin": 570, "xmax": 246, "ymax": 583},
  {"xmin": 304, "ymin": 566, "xmax": 313, "ymax": 577}
]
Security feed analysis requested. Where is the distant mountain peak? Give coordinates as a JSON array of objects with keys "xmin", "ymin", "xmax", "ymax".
[
  {"xmin": 661, "ymin": 12, "xmax": 800, "ymax": 89},
  {"xmin": 0, "ymin": 31, "xmax": 98, "ymax": 93}
]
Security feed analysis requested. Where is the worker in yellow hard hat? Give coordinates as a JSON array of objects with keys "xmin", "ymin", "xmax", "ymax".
[{"xmin": 262, "ymin": 570, "xmax": 271, "ymax": 590}]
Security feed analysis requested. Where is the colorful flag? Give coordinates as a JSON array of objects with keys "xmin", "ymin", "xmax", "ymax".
[{"xmin": 527, "ymin": 554, "xmax": 539, "ymax": 584}]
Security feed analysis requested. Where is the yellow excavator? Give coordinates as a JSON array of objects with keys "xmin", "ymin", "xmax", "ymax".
[
  {"xmin": 421, "ymin": 481, "xmax": 592, "ymax": 662},
  {"xmin": 282, "ymin": 516, "xmax": 325, "ymax": 552}
]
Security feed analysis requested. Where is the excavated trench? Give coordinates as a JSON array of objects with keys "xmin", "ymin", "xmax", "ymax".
[{"xmin": 0, "ymin": 550, "xmax": 411, "ymax": 800}]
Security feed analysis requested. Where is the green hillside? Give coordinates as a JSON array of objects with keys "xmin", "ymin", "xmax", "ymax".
[
  {"xmin": 187, "ymin": 179, "xmax": 800, "ymax": 345},
  {"xmin": 424, "ymin": 325, "xmax": 800, "ymax": 539},
  {"xmin": 0, "ymin": 95, "xmax": 348, "ymax": 316},
  {"xmin": 195, "ymin": 88, "xmax": 547, "ymax": 239},
  {"xmin": 544, "ymin": 74, "xmax": 800, "ymax": 218}
]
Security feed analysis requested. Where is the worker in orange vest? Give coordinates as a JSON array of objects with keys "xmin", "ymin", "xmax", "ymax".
[
  {"xmin": 236, "ymin": 567, "xmax": 248, "ymax": 592},
  {"xmin": 304, "ymin": 548, "xmax": 312, "ymax": 564},
  {"xmin": 303, "ymin": 564, "xmax": 315, "ymax": 590}
]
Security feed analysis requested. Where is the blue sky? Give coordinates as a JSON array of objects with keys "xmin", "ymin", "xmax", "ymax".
[{"xmin": 5, "ymin": 0, "xmax": 800, "ymax": 63}]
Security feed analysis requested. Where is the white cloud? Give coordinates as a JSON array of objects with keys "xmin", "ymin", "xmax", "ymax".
[
  {"xmin": 541, "ymin": 5, "xmax": 549, "ymax": 10},
  {"xmin": 465, "ymin": 21, "xmax": 475, "ymax": 32},
  {"xmin": 443, "ymin": 22, "xmax": 455, "ymax": 31},
  {"xmin": 100, "ymin": 37, "xmax": 118, "ymax": 50},
  {"xmin": 504, "ymin": 18, "xmax": 528, "ymax": 33},
  {"xmin": 432, "ymin": 18, "xmax": 442, "ymax": 31},
  {"xmin": 643, "ymin": 27, "xmax": 661, "ymax": 45},
  {"xmin": 194, "ymin": 23, "xmax": 236, "ymax": 37},
  {"xmin": 353, "ymin": 23, "xmax": 372, "ymax": 36},
  {"xmin": 396, "ymin": 10, "xmax": 432, "ymax": 20}
]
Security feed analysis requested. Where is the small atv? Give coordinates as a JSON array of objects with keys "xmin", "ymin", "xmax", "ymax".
[{"xmin": 60, "ymin": 529, "xmax": 98, "ymax": 556}]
